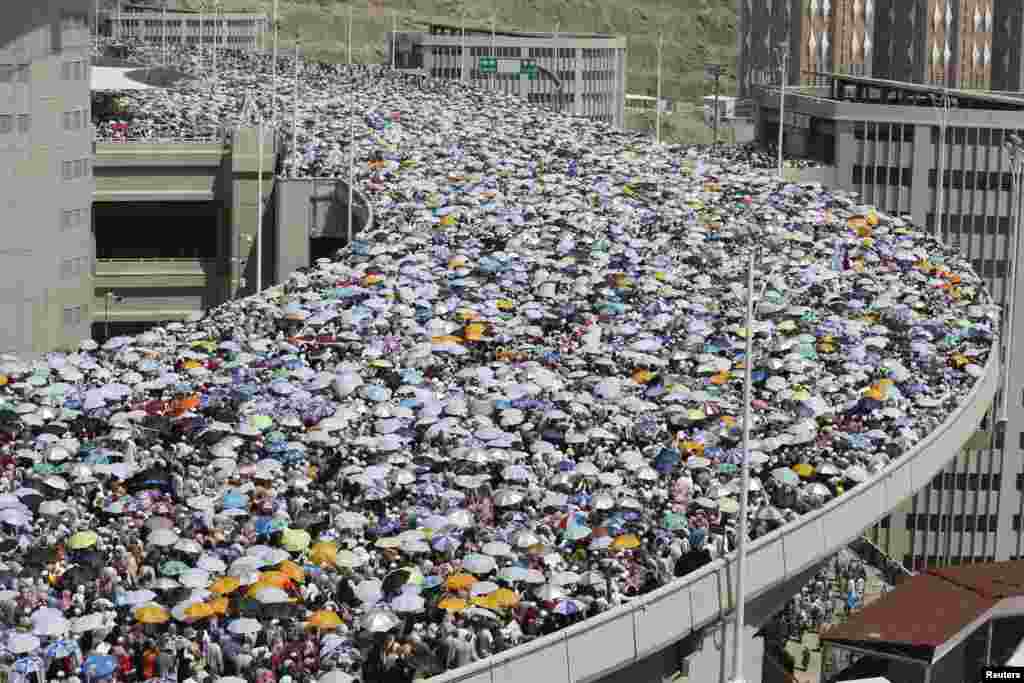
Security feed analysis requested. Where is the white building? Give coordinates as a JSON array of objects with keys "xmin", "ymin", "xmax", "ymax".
[
  {"xmin": 388, "ymin": 24, "xmax": 627, "ymax": 128},
  {"xmin": 100, "ymin": 3, "xmax": 267, "ymax": 51}
]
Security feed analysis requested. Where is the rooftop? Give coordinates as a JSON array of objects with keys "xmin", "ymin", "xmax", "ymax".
[
  {"xmin": 792, "ymin": 72, "xmax": 1024, "ymax": 111},
  {"xmin": 421, "ymin": 22, "xmax": 619, "ymax": 40},
  {"xmin": 821, "ymin": 559, "xmax": 1024, "ymax": 663}
]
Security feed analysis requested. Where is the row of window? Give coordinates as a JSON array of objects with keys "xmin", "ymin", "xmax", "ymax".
[
  {"xmin": 0, "ymin": 65, "xmax": 31, "ymax": 84},
  {"xmin": 0, "ymin": 114, "xmax": 30, "ymax": 135},
  {"xmin": 928, "ymin": 169, "xmax": 1016, "ymax": 191},
  {"xmin": 851, "ymin": 165, "xmax": 913, "ymax": 187},
  {"xmin": 932, "ymin": 472, "xmax": 1003, "ymax": 492},
  {"xmin": 904, "ymin": 555, "xmax": 996, "ymax": 570},
  {"xmin": 931, "ymin": 126, "xmax": 1024, "ymax": 147},
  {"xmin": 60, "ymin": 207, "xmax": 90, "ymax": 231},
  {"xmin": 853, "ymin": 122, "xmax": 916, "ymax": 142},
  {"xmin": 62, "ymin": 305, "xmax": 87, "ymax": 328},
  {"xmin": 62, "ymin": 108, "xmax": 87, "ymax": 132},
  {"xmin": 59, "ymin": 256, "xmax": 88, "ymax": 281},
  {"xmin": 59, "ymin": 60, "xmax": 87, "ymax": 81},
  {"xmin": 969, "ymin": 259, "xmax": 1011, "ymax": 278},
  {"xmin": 925, "ymin": 213, "xmax": 1012, "ymax": 236},
  {"xmin": 905, "ymin": 513, "xmax": 999, "ymax": 532},
  {"xmin": 61, "ymin": 158, "xmax": 91, "ymax": 181}
]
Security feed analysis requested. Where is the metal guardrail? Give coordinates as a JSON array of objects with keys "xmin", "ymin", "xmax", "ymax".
[
  {"xmin": 95, "ymin": 136, "xmax": 227, "ymax": 144},
  {"xmin": 428, "ymin": 348, "xmax": 999, "ymax": 683},
  {"xmin": 96, "ymin": 258, "xmax": 217, "ymax": 263}
]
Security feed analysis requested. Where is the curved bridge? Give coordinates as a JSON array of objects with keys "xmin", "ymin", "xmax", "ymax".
[{"xmin": 428, "ymin": 351, "xmax": 1001, "ymax": 683}]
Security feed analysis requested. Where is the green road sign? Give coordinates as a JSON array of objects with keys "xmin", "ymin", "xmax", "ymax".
[
  {"xmin": 520, "ymin": 60, "xmax": 537, "ymax": 75},
  {"xmin": 479, "ymin": 57, "xmax": 497, "ymax": 72}
]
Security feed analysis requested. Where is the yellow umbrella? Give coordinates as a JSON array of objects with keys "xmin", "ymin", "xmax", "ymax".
[
  {"xmin": 69, "ymin": 531, "xmax": 98, "ymax": 550},
  {"xmin": 134, "ymin": 605, "xmax": 170, "ymax": 624},
  {"xmin": 210, "ymin": 576, "xmax": 241, "ymax": 595},
  {"xmin": 437, "ymin": 597, "xmax": 467, "ymax": 612},
  {"xmin": 490, "ymin": 588, "xmax": 520, "ymax": 608},
  {"xmin": 309, "ymin": 542, "xmax": 338, "ymax": 567},
  {"xmin": 793, "ymin": 463, "xmax": 815, "ymax": 479},
  {"xmin": 307, "ymin": 610, "xmax": 343, "ymax": 630},
  {"xmin": 472, "ymin": 595, "xmax": 501, "ymax": 610},
  {"xmin": 184, "ymin": 602, "xmax": 214, "ymax": 620},
  {"xmin": 631, "ymin": 369, "xmax": 655, "ymax": 384},
  {"xmin": 612, "ymin": 534, "xmax": 641, "ymax": 550},
  {"xmin": 363, "ymin": 274, "xmax": 385, "ymax": 286},
  {"xmin": 431, "ymin": 335, "xmax": 463, "ymax": 344},
  {"xmin": 445, "ymin": 573, "xmax": 476, "ymax": 591},
  {"xmin": 280, "ymin": 528, "xmax": 311, "ymax": 552},
  {"xmin": 464, "ymin": 323, "xmax": 487, "ymax": 342},
  {"xmin": 278, "ymin": 560, "xmax": 305, "ymax": 583}
]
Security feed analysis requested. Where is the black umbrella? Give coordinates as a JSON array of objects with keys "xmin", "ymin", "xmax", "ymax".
[
  {"xmin": 126, "ymin": 467, "xmax": 171, "ymax": 494},
  {"xmin": 57, "ymin": 564, "xmax": 99, "ymax": 591},
  {"xmin": 23, "ymin": 546, "xmax": 57, "ymax": 567}
]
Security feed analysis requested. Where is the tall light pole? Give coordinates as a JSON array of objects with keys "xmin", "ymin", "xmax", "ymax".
[
  {"xmin": 460, "ymin": 8, "xmax": 467, "ymax": 83},
  {"xmin": 161, "ymin": 0, "xmax": 167, "ymax": 66},
  {"xmin": 1000, "ymin": 134, "xmax": 1024, "ymax": 424},
  {"xmin": 272, "ymin": 0, "xmax": 279, "ymax": 124},
  {"xmin": 347, "ymin": 3, "xmax": 354, "ymax": 246},
  {"xmin": 291, "ymin": 37, "xmax": 300, "ymax": 177},
  {"xmin": 776, "ymin": 42, "xmax": 789, "ymax": 180},
  {"xmin": 730, "ymin": 218, "xmax": 777, "ymax": 683},
  {"xmin": 655, "ymin": 32, "xmax": 663, "ymax": 145},
  {"xmin": 391, "ymin": 9, "xmax": 397, "ymax": 70},
  {"xmin": 256, "ymin": 113, "xmax": 264, "ymax": 294}
]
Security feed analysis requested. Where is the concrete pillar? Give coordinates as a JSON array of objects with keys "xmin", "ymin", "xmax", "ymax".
[
  {"xmin": 684, "ymin": 621, "xmax": 764, "ymax": 683},
  {"xmin": 574, "ymin": 49, "xmax": 583, "ymax": 117},
  {"xmin": 910, "ymin": 122, "xmax": 934, "ymax": 228},
  {"xmin": 230, "ymin": 126, "xmax": 275, "ymax": 298}
]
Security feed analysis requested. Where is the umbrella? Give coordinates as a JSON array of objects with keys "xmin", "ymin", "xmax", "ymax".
[
  {"xmin": 281, "ymin": 528, "xmax": 311, "ymax": 552},
  {"xmin": 437, "ymin": 597, "xmax": 468, "ymax": 612},
  {"xmin": 319, "ymin": 672, "xmax": 354, "ymax": 683},
  {"xmin": 227, "ymin": 618, "xmax": 262, "ymax": 635},
  {"xmin": 445, "ymin": 573, "xmax": 476, "ymax": 591},
  {"xmin": 68, "ymin": 531, "xmax": 98, "ymax": 550},
  {"xmin": 361, "ymin": 608, "xmax": 400, "ymax": 633},
  {"xmin": 611, "ymin": 534, "xmax": 640, "ymax": 550},
  {"xmin": 7, "ymin": 634, "xmax": 40, "ymax": 655},
  {"xmin": 308, "ymin": 610, "xmax": 344, "ymax": 630},
  {"xmin": 133, "ymin": 604, "xmax": 169, "ymax": 624}
]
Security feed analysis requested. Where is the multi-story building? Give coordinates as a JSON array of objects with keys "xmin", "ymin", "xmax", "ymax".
[
  {"xmin": 753, "ymin": 72, "xmax": 1024, "ymax": 570},
  {"xmin": 993, "ymin": 0, "xmax": 1024, "ymax": 91},
  {"xmin": 739, "ymin": 0, "xmax": 1003, "ymax": 95},
  {"xmin": 0, "ymin": 2, "xmax": 97, "ymax": 353},
  {"xmin": 737, "ymin": 0, "xmax": 876, "ymax": 96},
  {"xmin": 100, "ymin": 4, "xmax": 267, "ymax": 52},
  {"xmin": 388, "ymin": 24, "xmax": 627, "ymax": 128}
]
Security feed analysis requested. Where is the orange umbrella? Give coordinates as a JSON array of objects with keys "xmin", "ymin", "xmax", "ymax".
[
  {"xmin": 463, "ymin": 323, "xmax": 487, "ymax": 342},
  {"xmin": 612, "ymin": 534, "xmax": 641, "ymax": 550},
  {"xmin": 309, "ymin": 542, "xmax": 338, "ymax": 567},
  {"xmin": 207, "ymin": 597, "xmax": 229, "ymax": 615},
  {"xmin": 278, "ymin": 560, "xmax": 305, "ymax": 583},
  {"xmin": 431, "ymin": 335, "xmax": 463, "ymax": 344},
  {"xmin": 258, "ymin": 571, "xmax": 294, "ymax": 589},
  {"xmin": 307, "ymin": 610, "xmax": 343, "ymax": 630},
  {"xmin": 210, "ymin": 576, "xmax": 241, "ymax": 595},
  {"xmin": 445, "ymin": 573, "xmax": 476, "ymax": 591},
  {"xmin": 437, "ymin": 596, "xmax": 467, "ymax": 612}
]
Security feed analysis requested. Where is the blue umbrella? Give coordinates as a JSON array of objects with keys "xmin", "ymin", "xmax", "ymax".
[
  {"xmin": 82, "ymin": 655, "xmax": 118, "ymax": 679},
  {"xmin": 222, "ymin": 491, "xmax": 249, "ymax": 510},
  {"xmin": 45, "ymin": 639, "xmax": 80, "ymax": 659}
]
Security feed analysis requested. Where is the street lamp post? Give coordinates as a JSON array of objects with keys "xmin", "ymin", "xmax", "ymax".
[
  {"xmin": 104, "ymin": 292, "xmax": 124, "ymax": 341},
  {"xmin": 731, "ymin": 218, "xmax": 778, "ymax": 683},
  {"xmin": 1000, "ymin": 134, "xmax": 1024, "ymax": 423},
  {"xmin": 776, "ymin": 43, "xmax": 789, "ymax": 180}
]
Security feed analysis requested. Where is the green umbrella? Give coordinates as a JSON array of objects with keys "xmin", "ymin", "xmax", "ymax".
[
  {"xmin": 160, "ymin": 560, "xmax": 190, "ymax": 577},
  {"xmin": 662, "ymin": 512, "xmax": 688, "ymax": 531},
  {"xmin": 718, "ymin": 463, "xmax": 738, "ymax": 475},
  {"xmin": 32, "ymin": 463, "xmax": 58, "ymax": 475},
  {"xmin": 249, "ymin": 415, "xmax": 274, "ymax": 432}
]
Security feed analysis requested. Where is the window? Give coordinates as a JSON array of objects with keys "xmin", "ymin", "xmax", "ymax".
[
  {"xmin": 62, "ymin": 305, "xmax": 83, "ymax": 328},
  {"xmin": 994, "ymin": 474, "xmax": 1003, "ymax": 490},
  {"xmin": 954, "ymin": 516, "xmax": 964, "ymax": 532},
  {"xmin": 852, "ymin": 165, "xmax": 863, "ymax": 184},
  {"xmin": 61, "ymin": 161, "xmax": 73, "ymax": 180},
  {"xmin": 60, "ymin": 62, "xmax": 70, "ymax": 80},
  {"xmin": 879, "ymin": 515, "xmax": 890, "ymax": 529},
  {"xmin": 968, "ymin": 473, "xmax": 980, "ymax": 491},
  {"xmin": 0, "ymin": 115, "xmax": 10, "ymax": 134},
  {"xmin": 987, "ymin": 514, "xmax": 998, "ymax": 532},
  {"xmin": 932, "ymin": 474, "xmax": 943, "ymax": 490},
  {"xmin": 17, "ymin": 114, "xmax": 29, "ymax": 134}
]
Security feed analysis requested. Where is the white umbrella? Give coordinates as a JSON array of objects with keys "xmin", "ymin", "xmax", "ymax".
[
  {"xmin": 227, "ymin": 618, "xmax": 263, "ymax": 636},
  {"xmin": 319, "ymin": 672, "xmax": 354, "ymax": 683},
  {"xmin": 147, "ymin": 528, "xmax": 179, "ymax": 547},
  {"xmin": 361, "ymin": 608, "xmax": 400, "ymax": 633},
  {"xmin": 7, "ymin": 633, "xmax": 40, "ymax": 654},
  {"xmin": 252, "ymin": 587, "xmax": 291, "ymax": 604}
]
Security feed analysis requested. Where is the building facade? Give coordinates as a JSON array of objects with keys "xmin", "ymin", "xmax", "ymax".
[
  {"xmin": 0, "ymin": 2, "xmax": 96, "ymax": 353},
  {"xmin": 739, "ymin": 0, "xmax": 1005, "ymax": 96},
  {"xmin": 738, "ymin": 0, "xmax": 876, "ymax": 96},
  {"xmin": 754, "ymin": 74, "xmax": 1024, "ymax": 570},
  {"xmin": 389, "ymin": 25, "xmax": 627, "ymax": 128},
  {"xmin": 100, "ymin": 6, "xmax": 267, "ymax": 51}
]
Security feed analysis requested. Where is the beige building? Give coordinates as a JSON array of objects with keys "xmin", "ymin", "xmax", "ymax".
[{"xmin": 0, "ymin": 2, "xmax": 97, "ymax": 353}]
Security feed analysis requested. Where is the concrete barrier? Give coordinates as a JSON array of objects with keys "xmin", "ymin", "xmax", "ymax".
[{"xmin": 428, "ymin": 349, "xmax": 1000, "ymax": 683}]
